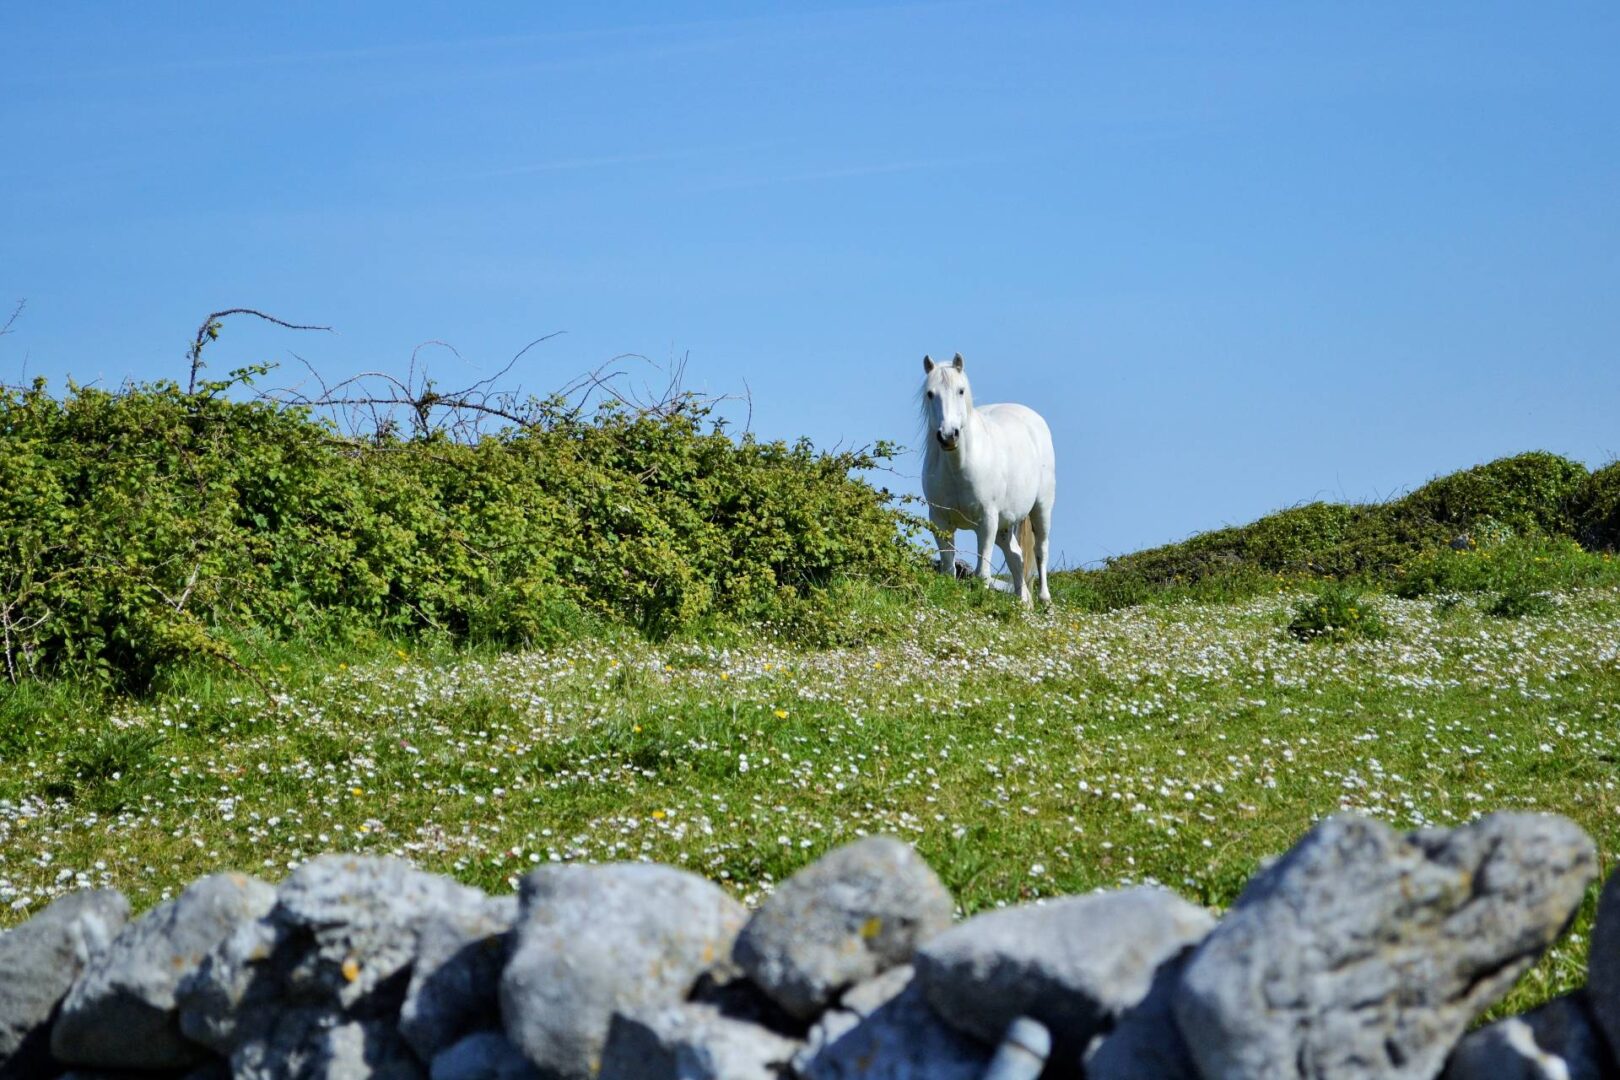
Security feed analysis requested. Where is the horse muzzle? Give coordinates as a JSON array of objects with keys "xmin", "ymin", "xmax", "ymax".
[{"xmin": 936, "ymin": 432, "xmax": 959, "ymax": 452}]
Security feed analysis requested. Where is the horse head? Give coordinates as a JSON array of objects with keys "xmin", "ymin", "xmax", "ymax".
[{"xmin": 921, "ymin": 353, "xmax": 971, "ymax": 452}]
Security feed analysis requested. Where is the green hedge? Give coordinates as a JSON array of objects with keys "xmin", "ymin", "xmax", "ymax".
[{"xmin": 0, "ymin": 380, "xmax": 923, "ymax": 689}]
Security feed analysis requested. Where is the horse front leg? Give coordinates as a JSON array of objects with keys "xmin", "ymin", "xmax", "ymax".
[
  {"xmin": 974, "ymin": 517, "xmax": 997, "ymax": 586},
  {"xmin": 929, "ymin": 508, "xmax": 957, "ymax": 576}
]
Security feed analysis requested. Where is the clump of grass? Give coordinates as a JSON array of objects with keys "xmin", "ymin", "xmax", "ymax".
[
  {"xmin": 44, "ymin": 728, "xmax": 166, "ymax": 812},
  {"xmin": 1485, "ymin": 587, "xmax": 1556, "ymax": 619},
  {"xmin": 1288, "ymin": 584, "xmax": 1387, "ymax": 643},
  {"xmin": 1432, "ymin": 594, "xmax": 1467, "ymax": 618}
]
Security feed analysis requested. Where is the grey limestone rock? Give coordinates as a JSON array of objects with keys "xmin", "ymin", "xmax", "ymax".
[
  {"xmin": 175, "ymin": 855, "xmax": 490, "ymax": 1071},
  {"xmin": 802, "ymin": 964, "xmax": 919, "ymax": 1050},
  {"xmin": 0, "ymin": 889, "xmax": 129, "ymax": 1078},
  {"xmin": 1082, "ymin": 949, "xmax": 1200, "ymax": 1080},
  {"xmin": 597, "ymin": 1002, "xmax": 800, "ymax": 1080},
  {"xmin": 733, "ymin": 837, "xmax": 954, "ymax": 1021},
  {"xmin": 429, "ymin": 1033, "xmax": 539, "ymax": 1080},
  {"xmin": 1583, "ymin": 866, "xmax": 1620, "ymax": 1059},
  {"xmin": 792, "ymin": 965, "xmax": 989, "ymax": 1080},
  {"xmin": 498, "ymin": 862, "xmax": 748, "ymax": 1080},
  {"xmin": 228, "ymin": 1017, "xmax": 424, "ymax": 1080},
  {"xmin": 1444, "ymin": 992, "xmax": 1614, "ymax": 1080},
  {"xmin": 687, "ymin": 972, "xmax": 804, "ymax": 1038},
  {"xmin": 1174, "ymin": 812, "xmax": 1595, "ymax": 1080},
  {"xmin": 52, "ymin": 872, "xmax": 276, "ymax": 1070},
  {"xmin": 914, "ymin": 886, "xmax": 1213, "ymax": 1049},
  {"xmin": 173, "ymin": 914, "xmax": 279, "ymax": 1057},
  {"xmin": 398, "ymin": 894, "xmax": 516, "ymax": 1062}
]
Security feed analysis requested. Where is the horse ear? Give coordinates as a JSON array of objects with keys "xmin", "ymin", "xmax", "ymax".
[
  {"xmin": 951, "ymin": 353, "xmax": 964, "ymax": 370},
  {"xmin": 922, "ymin": 355, "xmax": 935, "ymax": 373}
]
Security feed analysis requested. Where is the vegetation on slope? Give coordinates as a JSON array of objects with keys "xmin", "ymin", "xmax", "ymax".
[
  {"xmin": 3, "ymin": 369, "xmax": 1619, "ymax": 1022},
  {"xmin": 1058, "ymin": 451, "xmax": 1620, "ymax": 611}
]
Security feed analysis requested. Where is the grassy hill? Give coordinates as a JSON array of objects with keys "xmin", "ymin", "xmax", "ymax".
[{"xmin": 4, "ymin": 379, "xmax": 1620, "ymax": 1016}]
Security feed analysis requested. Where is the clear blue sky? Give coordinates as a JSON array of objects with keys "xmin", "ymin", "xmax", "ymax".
[{"xmin": 4, "ymin": 3, "xmax": 1617, "ymax": 568}]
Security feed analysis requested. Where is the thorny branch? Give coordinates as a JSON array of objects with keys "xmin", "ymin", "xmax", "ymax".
[
  {"xmin": 188, "ymin": 308, "xmax": 332, "ymax": 394},
  {"xmin": 265, "ymin": 338, "xmax": 744, "ymax": 444},
  {"xmin": 177, "ymin": 307, "xmax": 750, "ymax": 443}
]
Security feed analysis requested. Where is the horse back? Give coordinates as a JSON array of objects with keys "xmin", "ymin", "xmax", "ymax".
[{"xmin": 978, "ymin": 402, "xmax": 1055, "ymax": 458}]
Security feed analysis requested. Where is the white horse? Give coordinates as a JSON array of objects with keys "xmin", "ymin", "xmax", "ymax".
[{"xmin": 920, "ymin": 353, "xmax": 1056, "ymax": 604}]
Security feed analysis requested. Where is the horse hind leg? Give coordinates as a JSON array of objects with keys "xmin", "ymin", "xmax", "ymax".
[
  {"xmin": 1018, "ymin": 518, "xmax": 1036, "ymax": 594},
  {"xmin": 1029, "ymin": 500, "xmax": 1053, "ymax": 604}
]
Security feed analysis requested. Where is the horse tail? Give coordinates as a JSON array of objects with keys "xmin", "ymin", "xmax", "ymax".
[{"xmin": 1019, "ymin": 517, "xmax": 1035, "ymax": 586}]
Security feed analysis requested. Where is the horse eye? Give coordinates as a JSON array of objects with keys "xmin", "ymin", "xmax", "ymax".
[
  {"xmin": 957, "ymin": 388, "xmax": 965, "ymax": 396},
  {"xmin": 925, "ymin": 391, "xmax": 933, "ymax": 399}
]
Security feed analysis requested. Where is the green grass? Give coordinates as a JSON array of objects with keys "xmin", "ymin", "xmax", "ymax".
[{"xmin": 4, "ymin": 572, "xmax": 1620, "ymax": 1020}]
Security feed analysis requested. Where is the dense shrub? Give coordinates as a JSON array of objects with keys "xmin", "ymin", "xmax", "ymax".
[
  {"xmin": 1575, "ymin": 462, "xmax": 1620, "ymax": 552},
  {"xmin": 0, "ymin": 379, "xmax": 924, "ymax": 689},
  {"xmin": 1090, "ymin": 502, "xmax": 1367, "ymax": 585},
  {"xmin": 1390, "ymin": 451, "xmax": 1589, "ymax": 539}
]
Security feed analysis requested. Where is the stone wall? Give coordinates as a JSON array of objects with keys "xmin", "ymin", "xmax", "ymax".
[{"xmin": 0, "ymin": 810, "xmax": 1611, "ymax": 1079}]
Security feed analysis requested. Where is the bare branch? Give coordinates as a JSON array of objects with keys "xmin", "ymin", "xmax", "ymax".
[
  {"xmin": 189, "ymin": 308, "xmax": 332, "ymax": 394},
  {"xmin": 255, "ymin": 328, "xmax": 734, "ymax": 446},
  {"xmin": 0, "ymin": 299, "xmax": 23, "ymax": 338},
  {"xmin": 508, "ymin": 330, "xmax": 566, "ymax": 367}
]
